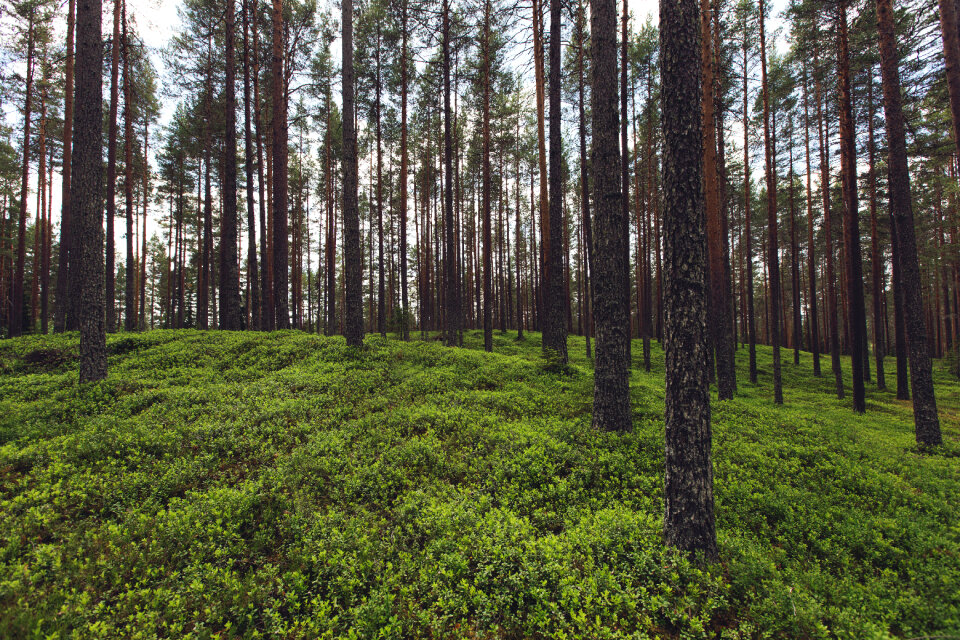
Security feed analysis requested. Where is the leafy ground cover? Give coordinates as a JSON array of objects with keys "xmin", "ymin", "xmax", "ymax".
[{"xmin": 0, "ymin": 329, "xmax": 957, "ymax": 639}]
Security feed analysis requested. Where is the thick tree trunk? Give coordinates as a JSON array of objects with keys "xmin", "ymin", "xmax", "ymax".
[
  {"xmin": 876, "ymin": 0, "xmax": 941, "ymax": 444},
  {"xmin": 272, "ymin": 0, "xmax": 289, "ymax": 329},
  {"xmin": 543, "ymin": 0, "xmax": 568, "ymax": 363},
  {"xmin": 442, "ymin": 0, "xmax": 460, "ymax": 346},
  {"xmin": 591, "ymin": 0, "xmax": 630, "ymax": 432},
  {"xmin": 75, "ymin": 0, "xmax": 107, "ymax": 381},
  {"xmin": 343, "ymin": 0, "xmax": 363, "ymax": 346},
  {"xmin": 661, "ymin": 0, "xmax": 717, "ymax": 562}
]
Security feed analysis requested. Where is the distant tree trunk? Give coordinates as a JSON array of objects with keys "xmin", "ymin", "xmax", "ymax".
[
  {"xmin": 577, "ymin": 0, "xmax": 591, "ymax": 358},
  {"xmin": 742, "ymin": 17, "xmax": 757, "ymax": 384},
  {"xmin": 242, "ymin": 0, "xmax": 260, "ymax": 330},
  {"xmin": 325, "ymin": 87, "xmax": 336, "ymax": 335},
  {"xmin": 251, "ymin": 4, "xmax": 271, "ymax": 330},
  {"xmin": 543, "ymin": 0, "xmax": 568, "ymax": 363},
  {"xmin": 815, "ymin": 43, "xmax": 844, "ymax": 399},
  {"xmin": 139, "ymin": 122, "xmax": 148, "ymax": 330},
  {"xmin": 787, "ymin": 118, "xmax": 801, "ymax": 364},
  {"xmin": 55, "ymin": 0, "xmax": 76, "ymax": 333},
  {"xmin": 220, "ymin": 0, "xmax": 243, "ymax": 330},
  {"xmin": 702, "ymin": 0, "xmax": 733, "ymax": 398},
  {"xmin": 591, "ymin": 0, "xmax": 630, "ymax": 432},
  {"xmin": 837, "ymin": 1, "xmax": 867, "ymax": 413},
  {"xmin": 532, "ymin": 0, "xmax": 548, "ymax": 323},
  {"xmin": 105, "ymin": 0, "xmax": 121, "ymax": 333},
  {"xmin": 122, "ymin": 2, "xmax": 135, "ymax": 332},
  {"xmin": 759, "ymin": 0, "xmax": 782, "ymax": 404},
  {"xmin": 442, "ymin": 0, "xmax": 460, "ymax": 346},
  {"xmin": 376, "ymin": 22, "xmax": 386, "ymax": 337},
  {"xmin": 481, "ymin": 0, "xmax": 493, "ymax": 352},
  {"xmin": 867, "ymin": 73, "xmax": 885, "ymax": 389},
  {"xmin": 661, "ymin": 0, "xmax": 717, "ymax": 562},
  {"xmin": 802, "ymin": 65, "xmax": 821, "ymax": 377},
  {"xmin": 272, "ymin": 0, "xmax": 289, "ymax": 329},
  {"xmin": 876, "ymin": 0, "xmax": 941, "ymax": 444},
  {"xmin": 75, "ymin": 0, "xmax": 107, "ymax": 381},
  {"xmin": 343, "ymin": 0, "xmax": 363, "ymax": 346},
  {"xmin": 399, "ymin": 0, "xmax": 409, "ymax": 340},
  {"xmin": 11, "ymin": 8, "xmax": 35, "ymax": 338}
]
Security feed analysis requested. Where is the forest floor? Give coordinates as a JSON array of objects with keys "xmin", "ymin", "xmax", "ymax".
[{"xmin": 0, "ymin": 329, "xmax": 958, "ymax": 639}]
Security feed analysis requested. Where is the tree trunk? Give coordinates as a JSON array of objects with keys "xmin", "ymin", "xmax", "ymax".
[
  {"xmin": 399, "ymin": 0, "xmax": 409, "ymax": 340},
  {"xmin": 11, "ymin": 8, "xmax": 35, "ymax": 338},
  {"xmin": 75, "ymin": 0, "xmax": 107, "ymax": 381},
  {"xmin": 661, "ymin": 0, "xmax": 717, "ymax": 562},
  {"xmin": 702, "ymin": 0, "xmax": 734, "ymax": 399},
  {"xmin": 242, "ymin": 0, "xmax": 260, "ymax": 329},
  {"xmin": 802, "ymin": 65, "xmax": 821, "ymax": 377},
  {"xmin": 867, "ymin": 72, "xmax": 885, "ymax": 389},
  {"xmin": 621, "ymin": 0, "xmax": 632, "ymax": 365},
  {"xmin": 55, "ymin": 0, "xmax": 76, "ymax": 333},
  {"xmin": 743, "ymin": 21, "xmax": 757, "ymax": 384},
  {"xmin": 815, "ymin": 42, "xmax": 844, "ymax": 398},
  {"xmin": 482, "ymin": 0, "xmax": 493, "ymax": 351},
  {"xmin": 343, "ymin": 0, "xmax": 363, "ymax": 346},
  {"xmin": 442, "ymin": 0, "xmax": 459, "ymax": 346},
  {"xmin": 105, "ymin": 0, "xmax": 121, "ymax": 333},
  {"xmin": 591, "ymin": 0, "xmax": 630, "ymax": 432},
  {"xmin": 837, "ymin": 2, "xmax": 867, "ymax": 413},
  {"xmin": 876, "ymin": 0, "xmax": 942, "ymax": 444},
  {"xmin": 544, "ymin": 0, "xmax": 568, "ymax": 363},
  {"xmin": 219, "ymin": 0, "xmax": 243, "ymax": 329},
  {"xmin": 272, "ymin": 0, "xmax": 289, "ymax": 329},
  {"xmin": 122, "ymin": 2, "xmax": 135, "ymax": 332},
  {"xmin": 759, "ymin": 0, "xmax": 782, "ymax": 403}
]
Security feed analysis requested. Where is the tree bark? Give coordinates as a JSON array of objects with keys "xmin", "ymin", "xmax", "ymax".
[
  {"xmin": 876, "ymin": 0, "xmax": 942, "ymax": 444},
  {"xmin": 343, "ymin": 0, "xmax": 363, "ymax": 346},
  {"xmin": 11, "ymin": 8, "xmax": 34, "ymax": 338},
  {"xmin": 220, "ymin": 0, "xmax": 243, "ymax": 329},
  {"xmin": 837, "ymin": 2, "xmax": 867, "ymax": 413},
  {"xmin": 272, "ymin": 0, "xmax": 289, "ymax": 329},
  {"xmin": 544, "ymin": 0, "xmax": 568, "ymax": 363},
  {"xmin": 591, "ymin": 0, "xmax": 630, "ymax": 432},
  {"xmin": 75, "ymin": 0, "xmax": 107, "ymax": 381},
  {"xmin": 759, "ymin": 0, "xmax": 782, "ymax": 404},
  {"xmin": 661, "ymin": 0, "xmax": 717, "ymax": 561},
  {"xmin": 242, "ymin": 0, "xmax": 260, "ymax": 329}
]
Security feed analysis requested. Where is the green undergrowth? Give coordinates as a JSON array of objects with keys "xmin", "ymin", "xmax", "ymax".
[{"xmin": 0, "ymin": 329, "xmax": 957, "ymax": 639}]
